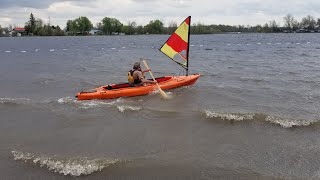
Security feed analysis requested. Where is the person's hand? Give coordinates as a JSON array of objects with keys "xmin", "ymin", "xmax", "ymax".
[
  {"xmin": 153, "ymin": 80, "xmax": 158, "ymax": 83},
  {"xmin": 145, "ymin": 68, "xmax": 151, "ymax": 72}
]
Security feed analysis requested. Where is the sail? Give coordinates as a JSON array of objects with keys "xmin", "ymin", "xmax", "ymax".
[{"xmin": 160, "ymin": 16, "xmax": 191, "ymax": 70}]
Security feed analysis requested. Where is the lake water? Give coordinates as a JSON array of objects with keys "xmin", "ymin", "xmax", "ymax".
[{"xmin": 1, "ymin": 34, "xmax": 320, "ymax": 179}]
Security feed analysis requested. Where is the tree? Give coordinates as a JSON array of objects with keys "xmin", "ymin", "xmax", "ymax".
[
  {"xmin": 101, "ymin": 17, "xmax": 123, "ymax": 35},
  {"xmin": 75, "ymin": 16, "xmax": 93, "ymax": 34},
  {"xmin": 65, "ymin": 17, "xmax": 92, "ymax": 35},
  {"xmin": 316, "ymin": 18, "xmax": 320, "ymax": 26},
  {"xmin": 269, "ymin": 20, "xmax": 280, "ymax": 32},
  {"xmin": 127, "ymin": 21, "xmax": 137, "ymax": 35},
  {"xmin": 144, "ymin": 19, "xmax": 164, "ymax": 34},
  {"xmin": 283, "ymin": 14, "xmax": 294, "ymax": 32},
  {"xmin": 300, "ymin": 15, "xmax": 316, "ymax": 31},
  {"xmin": 167, "ymin": 21, "xmax": 177, "ymax": 34}
]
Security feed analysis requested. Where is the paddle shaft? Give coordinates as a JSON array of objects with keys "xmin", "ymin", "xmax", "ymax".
[{"xmin": 142, "ymin": 60, "xmax": 162, "ymax": 90}]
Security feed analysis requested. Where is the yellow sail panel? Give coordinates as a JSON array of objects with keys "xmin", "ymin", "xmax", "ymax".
[
  {"xmin": 160, "ymin": 43, "xmax": 177, "ymax": 59},
  {"xmin": 174, "ymin": 22, "xmax": 189, "ymax": 42}
]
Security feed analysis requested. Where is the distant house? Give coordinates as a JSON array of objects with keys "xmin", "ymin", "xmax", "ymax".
[
  {"xmin": 13, "ymin": 27, "xmax": 26, "ymax": 36},
  {"xmin": 89, "ymin": 29, "xmax": 102, "ymax": 35}
]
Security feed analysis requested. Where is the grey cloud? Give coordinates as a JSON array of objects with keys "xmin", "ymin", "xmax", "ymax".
[{"xmin": 0, "ymin": 0, "xmax": 94, "ymax": 9}]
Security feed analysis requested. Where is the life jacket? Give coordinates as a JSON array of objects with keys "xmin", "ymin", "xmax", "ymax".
[
  {"xmin": 128, "ymin": 70, "xmax": 135, "ymax": 84},
  {"xmin": 128, "ymin": 70, "xmax": 144, "ymax": 84}
]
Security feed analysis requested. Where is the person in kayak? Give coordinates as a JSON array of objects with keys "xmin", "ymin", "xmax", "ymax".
[{"xmin": 128, "ymin": 62, "xmax": 157, "ymax": 86}]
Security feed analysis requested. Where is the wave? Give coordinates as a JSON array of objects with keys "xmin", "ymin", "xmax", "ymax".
[
  {"xmin": 57, "ymin": 96, "xmax": 119, "ymax": 109},
  {"xmin": 203, "ymin": 110, "xmax": 319, "ymax": 128},
  {"xmin": 117, "ymin": 105, "xmax": 142, "ymax": 112},
  {"xmin": 0, "ymin": 98, "xmax": 30, "ymax": 105},
  {"xmin": 12, "ymin": 150, "xmax": 122, "ymax": 176}
]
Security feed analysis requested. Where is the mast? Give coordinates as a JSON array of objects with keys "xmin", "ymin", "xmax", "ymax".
[{"xmin": 186, "ymin": 16, "xmax": 191, "ymax": 76}]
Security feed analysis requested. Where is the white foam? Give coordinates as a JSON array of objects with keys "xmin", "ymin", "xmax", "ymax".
[
  {"xmin": 246, "ymin": 44, "xmax": 251, "ymax": 46},
  {"xmin": 117, "ymin": 105, "xmax": 141, "ymax": 112},
  {"xmin": 49, "ymin": 49, "xmax": 55, "ymax": 52},
  {"xmin": 0, "ymin": 98, "xmax": 30, "ymax": 104},
  {"xmin": 101, "ymin": 48, "xmax": 104, "ymax": 50},
  {"xmin": 12, "ymin": 150, "xmax": 120, "ymax": 176},
  {"xmin": 62, "ymin": 49, "xmax": 68, "ymax": 51},
  {"xmin": 227, "ymin": 44, "xmax": 231, "ymax": 46},
  {"xmin": 110, "ymin": 48, "xmax": 116, "ymax": 50},
  {"xmin": 190, "ymin": 45, "xmax": 194, "ymax": 47},
  {"xmin": 257, "ymin": 43, "xmax": 261, "ymax": 45},
  {"xmin": 20, "ymin": 50, "xmax": 26, "ymax": 53},
  {"xmin": 267, "ymin": 43, "xmax": 271, "ymax": 45},
  {"xmin": 204, "ymin": 110, "xmax": 254, "ymax": 121},
  {"xmin": 122, "ymin": 47, "xmax": 126, "ymax": 49},
  {"xmin": 35, "ymin": 49, "xmax": 40, "ymax": 52},
  {"xmin": 265, "ymin": 115, "xmax": 317, "ymax": 128},
  {"xmin": 296, "ymin": 43, "xmax": 301, "ymax": 45},
  {"xmin": 307, "ymin": 42, "xmax": 311, "ymax": 44},
  {"xmin": 5, "ymin": 51, "xmax": 11, "ymax": 53},
  {"xmin": 199, "ymin": 45, "xmax": 203, "ymax": 47},
  {"xmin": 276, "ymin": 43, "xmax": 282, "ymax": 45}
]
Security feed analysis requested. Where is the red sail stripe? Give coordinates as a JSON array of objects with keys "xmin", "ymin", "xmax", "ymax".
[
  {"xmin": 184, "ymin": 17, "xmax": 190, "ymax": 25},
  {"xmin": 166, "ymin": 33, "xmax": 188, "ymax": 54}
]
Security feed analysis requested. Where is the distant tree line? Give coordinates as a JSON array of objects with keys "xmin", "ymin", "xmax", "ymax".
[{"xmin": 1, "ymin": 13, "xmax": 320, "ymax": 36}]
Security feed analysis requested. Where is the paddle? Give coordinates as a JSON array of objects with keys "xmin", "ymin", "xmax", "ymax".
[{"xmin": 142, "ymin": 59, "xmax": 170, "ymax": 99}]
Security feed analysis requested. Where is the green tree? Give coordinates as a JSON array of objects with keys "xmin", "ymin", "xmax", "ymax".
[
  {"xmin": 144, "ymin": 19, "xmax": 164, "ymax": 34},
  {"xmin": 101, "ymin": 17, "xmax": 123, "ymax": 35},
  {"xmin": 75, "ymin": 16, "xmax": 93, "ymax": 34},
  {"xmin": 25, "ymin": 13, "xmax": 36, "ymax": 35},
  {"xmin": 317, "ymin": 18, "xmax": 320, "ymax": 26}
]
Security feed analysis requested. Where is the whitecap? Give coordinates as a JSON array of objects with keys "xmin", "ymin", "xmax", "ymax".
[
  {"xmin": 11, "ymin": 150, "xmax": 120, "ymax": 176},
  {"xmin": 49, "ymin": 49, "xmax": 55, "ymax": 52},
  {"xmin": 5, "ymin": 50, "xmax": 11, "ymax": 53},
  {"xmin": 0, "ymin": 98, "xmax": 30, "ymax": 105},
  {"xmin": 265, "ymin": 115, "xmax": 317, "ymax": 128},
  {"xmin": 117, "ymin": 105, "xmax": 142, "ymax": 112},
  {"xmin": 204, "ymin": 110, "xmax": 254, "ymax": 121},
  {"xmin": 20, "ymin": 50, "xmax": 26, "ymax": 53}
]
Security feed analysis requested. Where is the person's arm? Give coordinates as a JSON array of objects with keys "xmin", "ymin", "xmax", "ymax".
[
  {"xmin": 141, "ymin": 68, "xmax": 151, "ymax": 73},
  {"xmin": 138, "ymin": 71, "xmax": 157, "ymax": 84}
]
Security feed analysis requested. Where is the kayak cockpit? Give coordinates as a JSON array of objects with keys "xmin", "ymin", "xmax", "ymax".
[{"xmin": 101, "ymin": 76, "xmax": 172, "ymax": 90}]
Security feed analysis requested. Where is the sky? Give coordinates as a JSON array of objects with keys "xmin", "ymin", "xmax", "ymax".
[{"xmin": 0, "ymin": 0, "xmax": 320, "ymax": 28}]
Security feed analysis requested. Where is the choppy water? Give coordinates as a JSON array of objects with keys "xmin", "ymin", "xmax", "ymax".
[{"xmin": 1, "ymin": 34, "xmax": 320, "ymax": 179}]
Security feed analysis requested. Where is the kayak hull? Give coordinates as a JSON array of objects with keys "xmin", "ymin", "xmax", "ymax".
[{"xmin": 76, "ymin": 74, "xmax": 200, "ymax": 100}]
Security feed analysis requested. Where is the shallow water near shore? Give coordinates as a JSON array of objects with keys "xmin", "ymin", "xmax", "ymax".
[{"xmin": 1, "ymin": 34, "xmax": 320, "ymax": 179}]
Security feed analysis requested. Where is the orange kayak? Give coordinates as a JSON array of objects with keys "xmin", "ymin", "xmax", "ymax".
[{"xmin": 76, "ymin": 74, "xmax": 200, "ymax": 100}]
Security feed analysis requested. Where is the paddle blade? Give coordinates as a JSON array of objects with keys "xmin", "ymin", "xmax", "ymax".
[{"xmin": 156, "ymin": 84, "xmax": 171, "ymax": 99}]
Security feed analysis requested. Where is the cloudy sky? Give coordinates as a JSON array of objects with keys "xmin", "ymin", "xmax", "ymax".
[{"xmin": 0, "ymin": 0, "xmax": 320, "ymax": 28}]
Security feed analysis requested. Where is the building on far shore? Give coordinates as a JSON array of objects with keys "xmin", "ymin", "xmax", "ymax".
[{"xmin": 13, "ymin": 27, "xmax": 26, "ymax": 36}]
